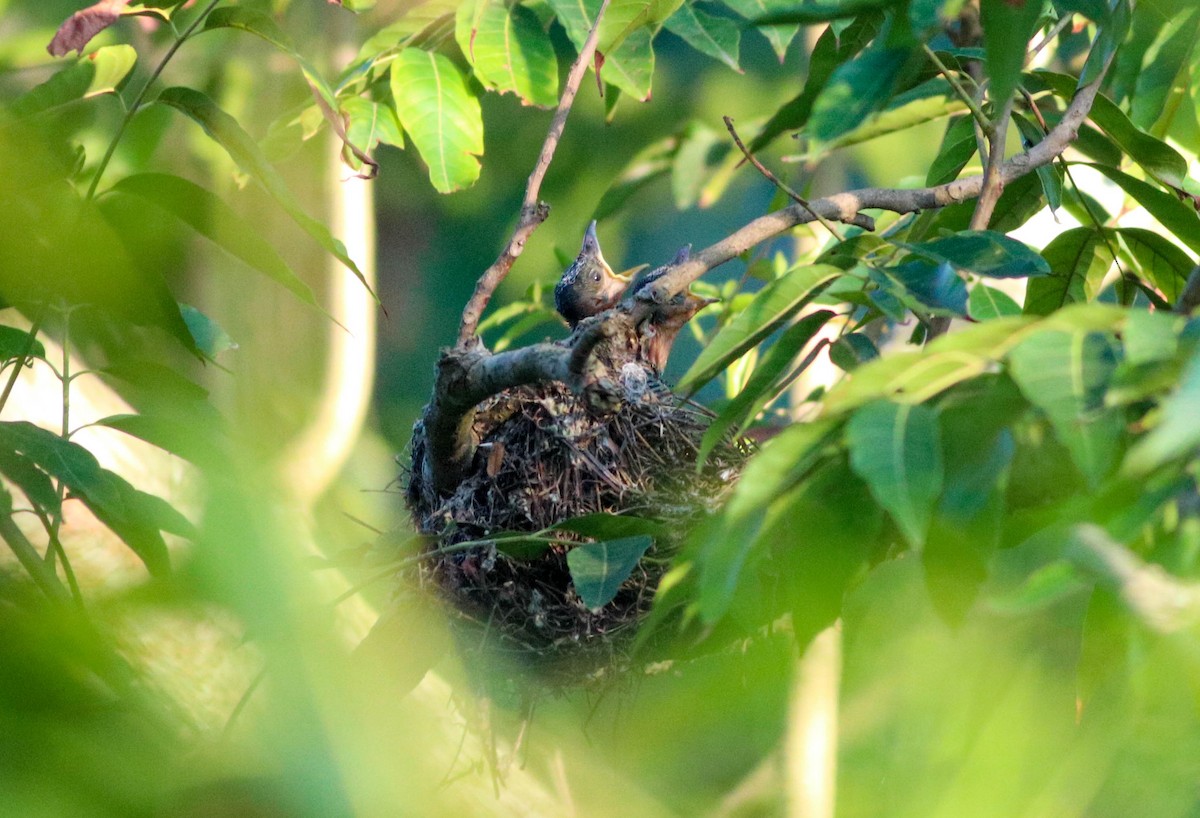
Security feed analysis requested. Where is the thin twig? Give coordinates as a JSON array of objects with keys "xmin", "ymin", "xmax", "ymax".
[
  {"xmin": 969, "ymin": 99, "xmax": 1013, "ymax": 231},
  {"xmin": 922, "ymin": 44, "xmax": 991, "ymax": 133},
  {"xmin": 456, "ymin": 0, "xmax": 613, "ymax": 344},
  {"xmin": 0, "ymin": 504, "xmax": 70, "ymax": 603},
  {"xmin": 723, "ymin": 116, "xmax": 854, "ymax": 241}
]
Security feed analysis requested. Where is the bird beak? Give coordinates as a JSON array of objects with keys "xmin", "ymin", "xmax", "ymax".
[{"xmin": 579, "ymin": 220, "xmax": 623, "ymax": 294}]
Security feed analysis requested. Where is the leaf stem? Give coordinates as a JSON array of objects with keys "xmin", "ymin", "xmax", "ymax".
[{"xmin": 84, "ymin": 0, "xmax": 223, "ymax": 201}]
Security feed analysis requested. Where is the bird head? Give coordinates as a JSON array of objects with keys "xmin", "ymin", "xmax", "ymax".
[{"xmin": 554, "ymin": 221, "xmax": 629, "ymax": 326}]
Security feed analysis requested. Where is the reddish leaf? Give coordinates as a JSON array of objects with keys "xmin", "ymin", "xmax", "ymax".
[{"xmin": 48, "ymin": 0, "xmax": 132, "ymax": 57}]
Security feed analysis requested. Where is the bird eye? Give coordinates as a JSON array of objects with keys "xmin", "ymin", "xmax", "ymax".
[{"xmin": 592, "ymin": 272, "xmax": 600, "ymax": 282}]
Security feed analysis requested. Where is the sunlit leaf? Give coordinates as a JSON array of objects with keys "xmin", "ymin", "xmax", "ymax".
[
  {"xmin": 389, "ymin": 49, "xmax": 484, "ymax": 193},
  {"xmin": 967, "ymin": 284, "xmax": 1021, "ymax": 320},
  {"xmin": 678, "ymin": 264, "xmax": 841, "ymax": 394},
  {"xmin": 13, "ymin": 44, "xmax": 136, "ymax": 117},
  {"xmin": 567, "ymin": 535, "xmax": 653, "ymax": 609},
  {"xmin": 460, "ymin": 0, "xmax": 559, "ymax": 107}
]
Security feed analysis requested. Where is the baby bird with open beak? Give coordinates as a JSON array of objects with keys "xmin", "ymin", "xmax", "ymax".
[{"xmin": 553, "ymin": 221, "xmax": 629, "ymax": 327}]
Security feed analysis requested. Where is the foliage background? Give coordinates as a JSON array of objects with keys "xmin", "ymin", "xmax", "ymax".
[{"xmin": 2, "ymin": 0, "xmax": 1200, "ymax": 816}]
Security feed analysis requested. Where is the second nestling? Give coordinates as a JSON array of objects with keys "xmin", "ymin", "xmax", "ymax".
[{"xmin": 553, "ymin": 221, "xmax": 715, "ymax": 374}]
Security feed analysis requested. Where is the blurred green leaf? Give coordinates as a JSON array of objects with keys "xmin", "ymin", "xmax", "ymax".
[
  {"xmin": 567, "ymin": 535, "xmax": 653, "ymax": 609},
  {"xmin": 341, "ymin": 97, "xmax": 404, "ymax": 154},
  {"xmin": 594, "ymin": 135, "xmax": 675, "ymax": 219},
  {"xmin": 664, "ymin": 4, "xmax": 743, "ymax": 72},
  {"xmin": 829, "ymin": 331, "xmax": 879, "ymax": 372},
  {"xmin": 95, "ymin": 412, "xmax": 224, "ymax": 470},
  {"xmin": 389, "ymin": 49, "xmax": 484, "ymax": 192},
  {"xmin": 967, "ymin": 284, "xmax": 1021, "ymax": 320},
  {"xmin": 678, "ymin": 264, "xmax": 841, "ymax": 394},
  {"xmin": 1121, "ymin": 309, "xmax": 1180, "ymax": 367},
  {"xmin": 1129, "ymin": 8, "xmax": 1200, "ymax": 130},
  {"xmin": 752, "ymin": 0, "xmax": 901, "ymax": 24},
  {"xmin": 12, "ymin": 45, "xmax": 136, "ymax": 118},
  {"xmin": 750, "ymin": 12, "xmax": 881, "ymax": 151},
  {"xmin": 724, "ymin": 0, "xmax": 800, "ymax": 60},
  {"xmin": 553, "ymin": 513, "xmax": 667, "ymax": 541},
  {"xmin": 1009, "ymin": 329, "xmax": 1122, "ymax": 486},
  {"xmin": 811, "ymin": 77, "xmax": 968, "ymax": 155},
  {"xmin": 1123, "ymin": 348, "xmax": 1200, "ymax": 476},
  {"xmin": 179, "ymin": 304, "xmax": 236, "ymax": 360},
  {"xmin": 697, "ymin": 309, "xmax": 835, "ymax": 464},
  {"xmin": 809, "ymin": 42, "xmax": 917, "ymax": 144},
  {"xmin": 671, "ymin": 122, "xmax": 726, "ymax": 209},
  {"xmin": 157, "ymin": 87, "xmax": 376, "ymax": 298},
  {"xmin": 111, "ymin": 173, "xmax": 320, "ymax": 310},
  {"xmin": 889, "ymin": 260, "xmax": 967, "ymax": 313},
  {"xmin": 846, "ymin": 400, "xmax": 943, "ymax": 550}
]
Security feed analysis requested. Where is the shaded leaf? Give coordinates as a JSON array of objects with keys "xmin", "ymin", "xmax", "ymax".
[
  {"xmin": 0, "ymin": 449, "xmax": 59, "ymax": 514},
  {"xmin": 980, "ymin": 0, "xmax": 1042, "ymax": 107},
  {"xmin": 752, "ymin": 0, "xmax": 901, "ymax": 24},
  {"xmin": 926, "ymin": 114, "xmax": 977, "ymax": 186},
  {"xmin": 664, "ymin": 3, "xmax": 742, "ymax": 72},
  {"xmin": 1116, "ymin": 227, "xmax": 1194, "ymax": 303},
  {"xmin": 809, "ymin": 42, "xmax": 918, "ymax": 144},
  {"xmin": 1012, "ymin": 111, "xmax": 1063, "ymax": 213},
  {"xmin": 1085, "ymin": 163, "xmax": 1200, "ymax": 256},
  {"xmin": 594, "ymin": 135, "xmax": 675, "ymax": 220},
  {"xmin": 846, "ymin": 400, "xmax": 943, "ymax": 549},
  {"xmin": 1123, "ymin": 348, "xmax": 1200, "ymax": 476},
  {"xmin": 724, "ymin": 0, "xmax": 799, "ymax": 60},
  {"xmin": 553, "ymin": 513, "xmax": 667, "ymax": 541},
  {"xmin": 829, "ymin": 331, "xmax": 879, "ymax": 372},
  {"xmin": 567, "ymin": 536, "xmax": 653, "ymax": 609},
  {"xmin": 157, "ymin": 87, "xmax": 375, "ymax": 298},
  {"xmin": 908, "ymin": 230, "xmax": 1050, "ymax": 279},
  {"xmin": 889, "ymin": 260, "xmax": 967, "ymax": 314},
  {"xmin": 677, "ymin": 264, "xmax": 841, "ymax": 394}
]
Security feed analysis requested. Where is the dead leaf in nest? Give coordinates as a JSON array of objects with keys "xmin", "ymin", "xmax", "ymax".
[
  {"xmin": 48, "ymin": 0, "xmax": 132, "ymax": 57},
  {"xmin": 486, "ymin": 441, "xmax": 506, "ymax": 477}
]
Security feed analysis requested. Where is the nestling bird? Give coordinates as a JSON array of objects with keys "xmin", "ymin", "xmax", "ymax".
[
  {"xmin": 554, "ymin": 221, "xmax": 630, "ymax": 327},
  {"xmin": 628, "ymin": 244, "xmax": 716, "ymax": 373}
]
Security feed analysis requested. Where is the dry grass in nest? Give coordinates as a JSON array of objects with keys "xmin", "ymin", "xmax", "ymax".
[{"xmin": 405, "ymin": 367, "xmax": 751, "ymax": 686}]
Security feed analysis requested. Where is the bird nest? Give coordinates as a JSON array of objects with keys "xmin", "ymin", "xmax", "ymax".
[{"xmin": 404, "ymin": 360, "xmax": 751, "ymax": 687}]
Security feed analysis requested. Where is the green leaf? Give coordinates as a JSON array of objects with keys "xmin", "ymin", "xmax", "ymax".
[
  {"xmin": 461, "ymin": 0, "xmax": 559, "ymax": 107},
  {"xmin": 179, "ymin": 304, "xmax": 236, "ymax": 360},
  {"xmin": 1123, "ymin": 348, "xmax": 1200, "ymax": 476},
  {"xmin": 546, "ymin": 0, "xmax": 658, "ymax": 99},
  {"xmin": 12, "ymin": 45, "xmax": 137, "ymax": 118},
  {"xmin": 111, "ymin": 174, "xmax": 320, "ymax": 310},
  {"xmin": 907, "ymin": 230, "xmax": 1050, "ymax": 279},
  {"xmin": 0, "ymin": 421, "xmax": 184, "ymax": 575},
  {"xmin": 664, "ymin": 3, "xmax": 742, "ymax": 72},
  {"xmin": 340, "ymin": 97, "xmax": 404, "ymax": 154},
  {"xmin": 671, "ymin": 122, "xmax": 727, "ymax": 209},
  {"xmin": 1012, "ymin": 111, "xmax": 1063, "ymax": 213},
  {"xmin": 809, "ymin": 42, "xmax": 917, "ymax": 144},
  {"xmin": 0, "ymin": 449, "xmax": 59, "ymax": 514},
  {"xmin": 95, "ymin": 413, "xmax": 225, "ymax": 470},
  {"xmin": 751, "ymin": 0, "xmax": 902, "ymax": 24},
  {"xmin": 0, "ymin": 326, "xmax": 46, "ymax": 362},
  {"xmin": 567, "ymin": 536, "xmax": 653, "ymax": 609},
  {"xmin": 967, "ymin": 284, "xmax": 1021, "ymax": 320},
  {"xmin": 1121, "ymin": 309, "xmax": 1180, "ymax": 367},
  {"xmin": 829, "ymin": 331, "xmax": 880, "ymax": 372},
  {"xmin": 1025, "ymin": 227, "xmax": 1114, "ymax": 315},
  {"xmin": 553, "ymin": 513, "xmax": 666, "ymax": 541},
  {"xmin": 979, "ymin": 0, "xmax": 1042, "ymax": 106},
  {"xmin": 677, "ymin": 264, "xmax": 841, "ymax": 394},
  {"xmin": 697, "ymin": 309, "xmax": 835, "ymax": 464},
  {"xmin": 1085, "ymin": 163, "xmax": 1200, "ymax": 256},
  {"xmin": 157, "ymin": 87, "xmax": 375, "ymax": 299},
  {"xmin": 808, "ymin": 77, "xmax": 968, "ymax": 156},
  {"xmin": 846, "ymin": 401, "xmax": 943, "ymax": 550},
  {"xmin": 1032, "ymin": 71, "xmax": 1189, "ymax": 187},
  {"xmin": 926, "ymin": 115, "xmax": 977, "ymax": 186},
  {"xmin": 1008, "ymin": 329, "xmax": 1123, "ymax": 486},
  {"xmin": 1130, "ymin": 8, "xmax": 1200, "ymax": 131},
  {"xmin": 389, "ymin": 49, "xmax": 484, "ymax": 193},
  {"xmin": 1116, "ymin": 227, "xmax": 1194, "ymax": 303},
  {"xmin": 932, "ymin": 171, "xmax": 1046, "ymax": 234},
  {"xmin": 594, "ymin": 135, "xmax": 675, "ymax": 219},
  {"xmin": 723, "ymin": 0, "xmax": 800, "ymax": 60},
  {"xmin": 749, "ymin": 13, "xmax": 881, "ymax": 151}
]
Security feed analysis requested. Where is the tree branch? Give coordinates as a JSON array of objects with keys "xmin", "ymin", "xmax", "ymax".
[
  {"xmin": 419, "ymin": 45, "xmax": 1115, "ymax": 497},
  {"xmin": 1065, "ymin": 525, "xmax": 1200, "ymax": 634},
  {"xmin": 456, "ymin": 0, "xmax": 612, "ymax": 345}
]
